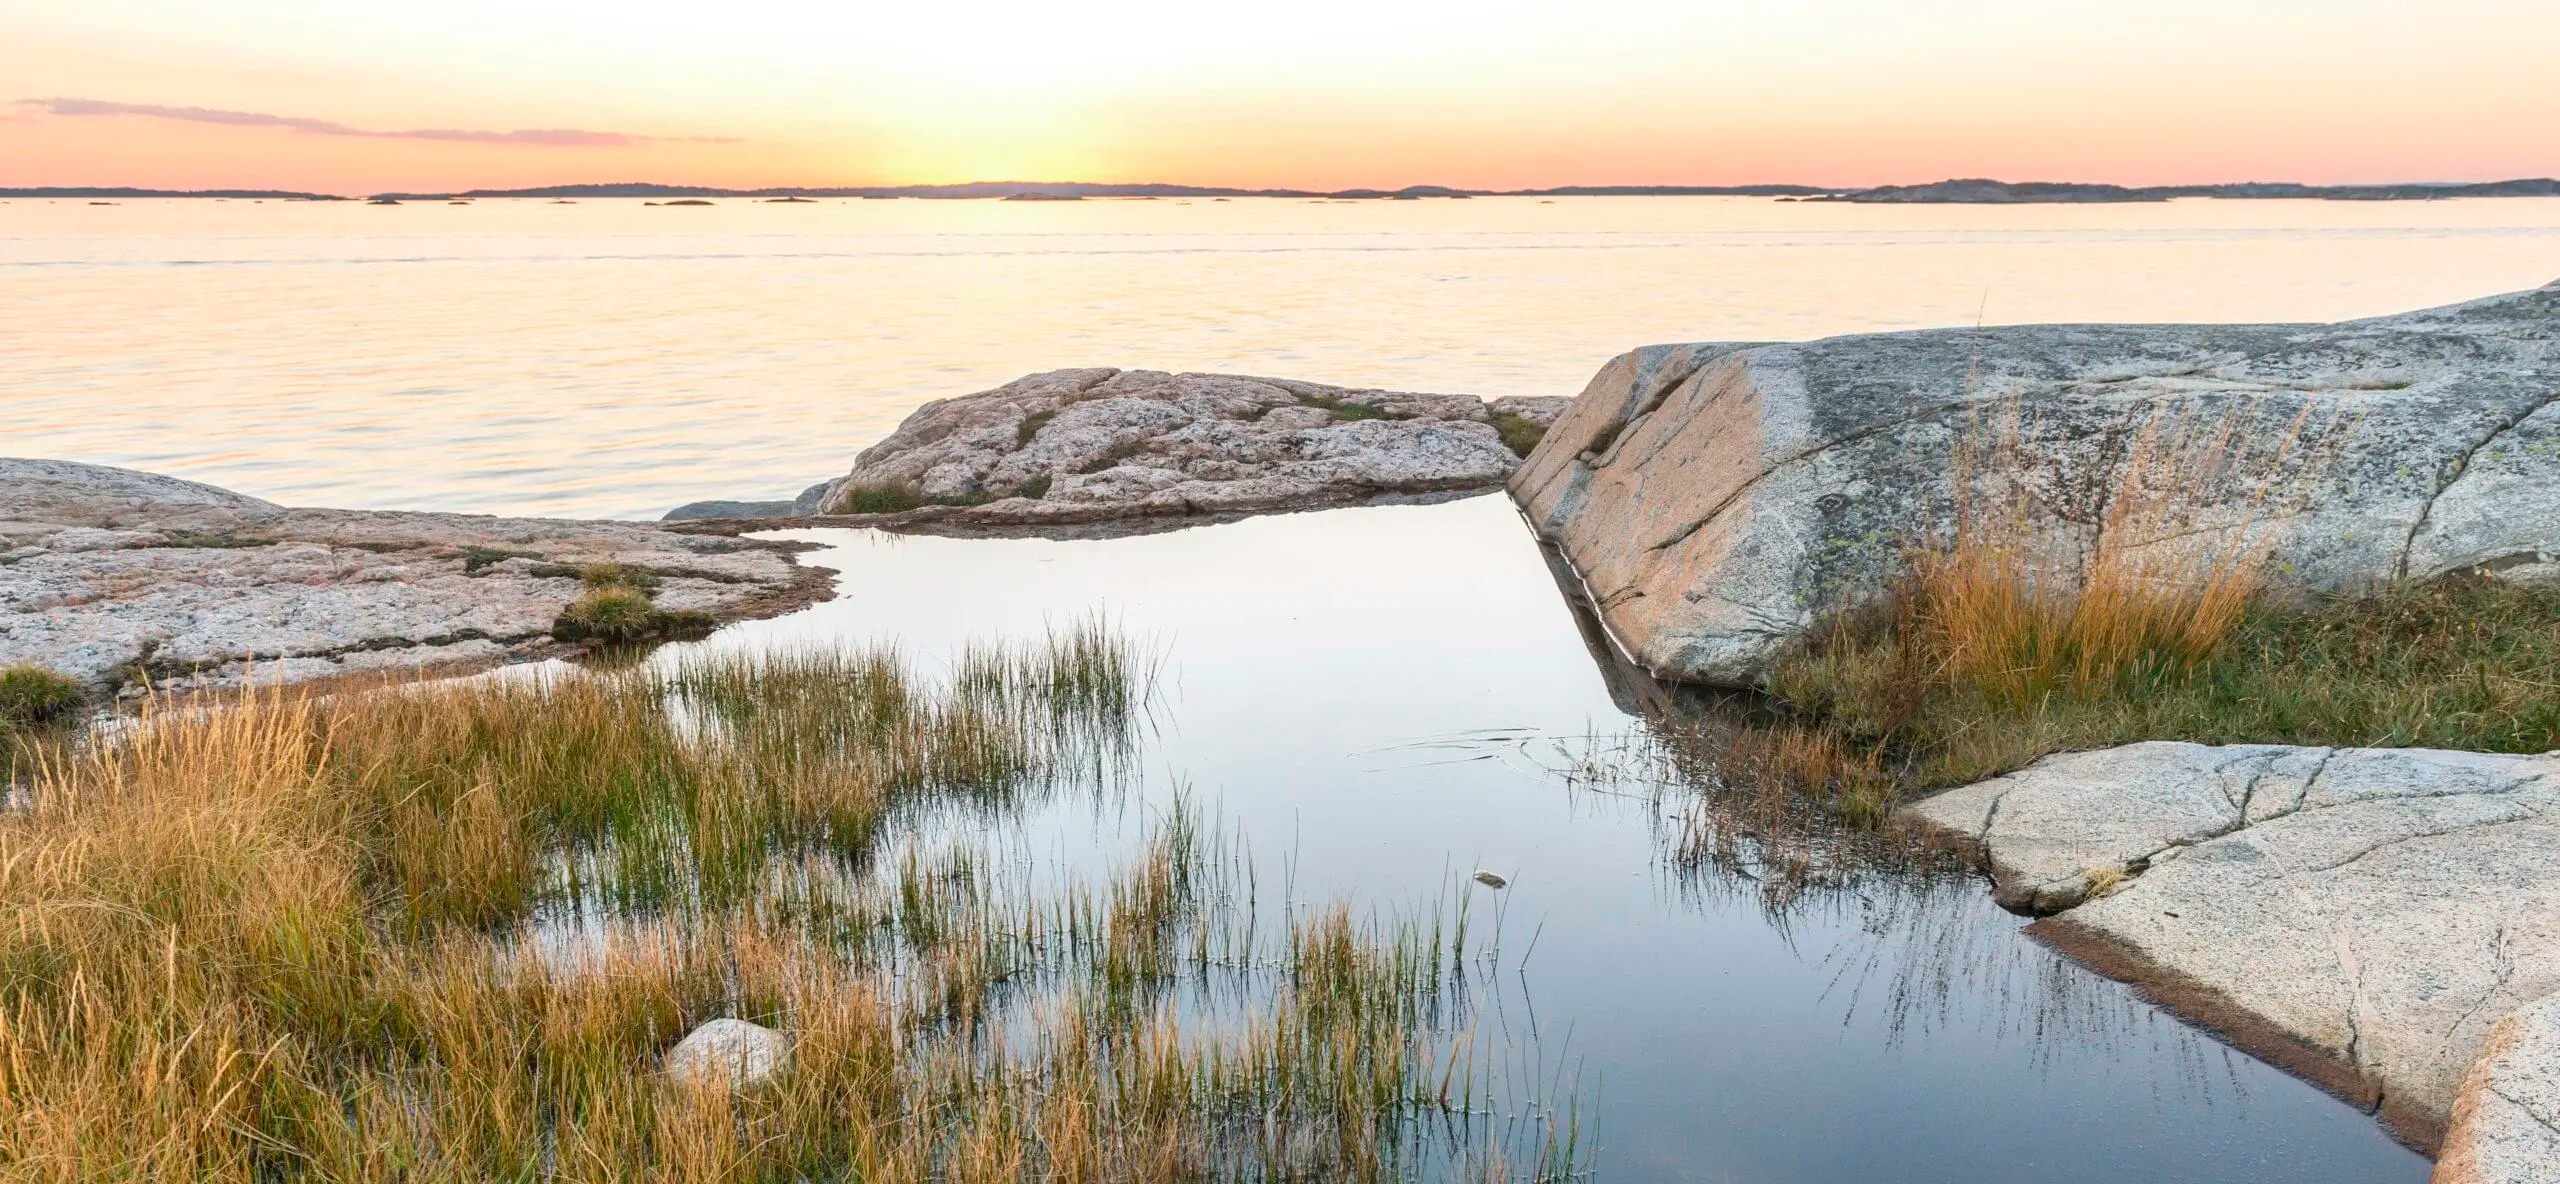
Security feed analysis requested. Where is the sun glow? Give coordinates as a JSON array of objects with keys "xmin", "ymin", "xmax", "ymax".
[{"xmin": 3, "ymin": 0, "xmax": 2555, "ymax": 192}]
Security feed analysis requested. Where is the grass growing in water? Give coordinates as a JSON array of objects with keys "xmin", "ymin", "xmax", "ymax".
[{"xmin": 0, "ymin": 623, "xmax": 1577, "ymax": 1181}]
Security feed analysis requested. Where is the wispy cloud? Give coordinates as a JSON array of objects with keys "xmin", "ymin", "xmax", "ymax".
[{"xmin": 16, "ymin": 98, "xmax": 736, "ymax": 146}]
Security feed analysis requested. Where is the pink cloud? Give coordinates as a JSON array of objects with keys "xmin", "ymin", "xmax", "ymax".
[{"xmin": 17, "ymin": 98, "xmax": 737, "ymax": 147}]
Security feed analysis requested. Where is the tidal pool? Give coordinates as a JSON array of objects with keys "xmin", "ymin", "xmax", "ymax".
[{"xmin": 662, "ymin": 494, "xmax": 2427, "ymax": 1183}]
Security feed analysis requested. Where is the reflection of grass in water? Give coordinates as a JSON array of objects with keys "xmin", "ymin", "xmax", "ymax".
[
  {"xmin": 1542, "ymin": 712, "xmax": 1968, "ymax": 922},
  {"xmin": 1546, "ymin": 716, "xmax": 2264, "ymax": 1104},
  {"xmin": 0, "ymin": 623, "xmax": 1582, "ymax": 1182}
]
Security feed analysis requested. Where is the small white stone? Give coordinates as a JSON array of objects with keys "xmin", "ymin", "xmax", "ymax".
[{"xmin": 663, "ymin": 1018, "xmax": 790, "ymax": 1091}]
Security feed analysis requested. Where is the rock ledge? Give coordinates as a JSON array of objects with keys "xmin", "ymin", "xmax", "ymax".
[
  {"xmin": 1, "ymin": 458, "xmax": 830, "ymax": 695},
  {"xmin": 1910, "ymin": 741, "xmax": 2560, "ymax": 1167}
]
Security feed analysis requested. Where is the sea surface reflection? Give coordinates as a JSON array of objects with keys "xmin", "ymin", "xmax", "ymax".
[{"xmin": 653, "ymin": 495, "xmax": 2428, "ymax": 1183}]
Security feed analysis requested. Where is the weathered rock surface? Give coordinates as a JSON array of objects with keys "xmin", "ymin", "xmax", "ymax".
[
  {"xmin": 663, "ymin": 1018, "xmax": 790, "ymax": 1090},
  {"xmin": 1513, "ymin": 280, "xmax": 2560, "ymax": 687},
  {"xmin": 2437, "ymin": 993, "xmax": 2560, "ymax": 1184},
  {"xmin": 764, "ymin": 370, "xmax": 1566, "ymax": 532},
  {"xmin": 1, "ymin": 458, "xmax": 828, "ymax": 694},
  {"xmin": 1910, "ymin": 742, "xmax": 2560, "ymax": 1151}
]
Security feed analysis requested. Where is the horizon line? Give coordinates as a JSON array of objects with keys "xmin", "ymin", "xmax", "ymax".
[{"xmin": 6, "ymin": 176, "xmax": 2559, "ymax": 203}]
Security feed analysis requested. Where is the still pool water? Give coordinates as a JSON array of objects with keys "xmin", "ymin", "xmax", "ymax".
[{"xmin": 654, "ymin": 494, "xmax": 2428, "ymax": 1183}]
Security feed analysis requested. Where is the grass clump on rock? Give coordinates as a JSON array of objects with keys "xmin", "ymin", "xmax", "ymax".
[
  {"xmin": 553, "ymin": 563, "xmax": 712, "ymax": 645},
  {"xmin": 0, "ymin": 626, "xmax": 1578, "ymax": 1181},
  {"xmin": 0, "ymin": 665, "xmax": 84, "ymax": 730},
  {"xmin": 827, "ymin": 482, "xmax": 996, "ymax": 515},
  {"xmin": 1487, "ymin": 411, "xmax": 1547, "ymax": 459},
  {"xmin": 1727, "ymin": 399, "xmax": 2560, "ymax": 810},
  {"xmin": 1775, "ymin": 572, "xmax": 2560, "ymax": 794},
  {"xmin": 1296, "ymin": 392, "xmax": 1408, "ymax": 423}
]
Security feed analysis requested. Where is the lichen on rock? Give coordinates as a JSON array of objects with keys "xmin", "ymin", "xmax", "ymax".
[
  {"xmin": 0, "ymin": 458, "xmax": 828, "ymax": 694},
  {"xmin": 777, "ymin": 369, "xmax": 1568, "ymax": 532}
]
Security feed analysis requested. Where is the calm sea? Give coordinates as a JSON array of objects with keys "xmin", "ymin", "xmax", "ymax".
[{"xmin": 7, "ymin": 195, "xmax": 2560, "ymax": 518}]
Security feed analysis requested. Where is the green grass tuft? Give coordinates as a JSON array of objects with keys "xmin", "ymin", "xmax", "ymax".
[
  {"xmin": 1488, "ymin": 411, "xmax": 1547, "ymax": 458},
  {"xmin": 1296, "ymin": 392, "xmax": 1409, "ymax": 423},
  {"xmin": 1073, "ymin": 440, "xmax": 1150, "ymax": 475},
  {"xmin": 0, "ymin": 665, "xmax": 84, "ymax": 728},
  {"xmin": 829, "ymin": 482, "xmax": 995, "ymax": 514},
  {"xmin": 553, "ymin": 585, "xmax": 713, "ymax": 645},
  {"xmin": 1016, "ymin": 408, "xmax": 1057, "ymax": 448}
]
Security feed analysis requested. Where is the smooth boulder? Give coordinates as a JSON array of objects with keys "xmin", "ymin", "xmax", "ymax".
[{"xmin": 1510, "ymin": 281, "xmax": 2560, "ymax": 686}]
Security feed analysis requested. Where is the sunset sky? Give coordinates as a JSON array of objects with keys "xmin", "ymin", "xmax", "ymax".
[{"xmin": 4, "ymin": 0, "xmax": 2556, "ymax": 194}]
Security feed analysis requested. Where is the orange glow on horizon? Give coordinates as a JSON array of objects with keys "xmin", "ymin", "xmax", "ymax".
[{"xmin": 3, "ymin": 1, "xmax": 2555, "ymax": 194}]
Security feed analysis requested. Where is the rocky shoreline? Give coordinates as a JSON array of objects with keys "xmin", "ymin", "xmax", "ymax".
[{"xmin": 0, "ymin": 458, "xmax": 831, "ymax": 695}]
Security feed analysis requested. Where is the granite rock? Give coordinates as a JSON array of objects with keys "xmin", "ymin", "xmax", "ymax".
[
  {"xmin": 2437, "ymin": 993, "xmax": 2560, "ymax": 1184},
  {"xmin": 1911, "ymin": 742, "xmax": 2560, "ymax": 1148},
  {"xmin": 1512, "ymin": 281, "xmax": 2560, "ymax": 686},
  {"xmin": 803, "ymin": 370, "xmax": 1567, "ymax": 530},
  {"xmin": 1, "ymin": 458, "xmax": 827, "ymax": 694}
]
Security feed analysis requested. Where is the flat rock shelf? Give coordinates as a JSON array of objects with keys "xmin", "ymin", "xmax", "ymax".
[
  {"xmin": 0, "ymin": 458, "xmax": 830, "ymax": 693},
  {"xmin": 1910, "ymin": 741, "xmax": 2560, "ymax": 1177}
]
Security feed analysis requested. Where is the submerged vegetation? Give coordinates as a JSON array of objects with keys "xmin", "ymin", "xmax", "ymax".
[{"xmin": 0, "ymin": 622, "xmax": 1579, "ymax": 1182}]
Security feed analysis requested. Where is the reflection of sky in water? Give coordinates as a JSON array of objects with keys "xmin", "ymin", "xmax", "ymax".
[{"xmin": 657, "ymin": 495, "xmax": 2426, "ymax": 1183}]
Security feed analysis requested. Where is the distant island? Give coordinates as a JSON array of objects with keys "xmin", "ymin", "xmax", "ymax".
[
  {"xmin": 0, "ymin": 187, "xmax": 351, "ymax": 201},
  {"xmin": 8, "ymin": 178, "xmax": 2558, "ymax": 204},
  {"xmin": 1817, "ymin": 177, "xmax": 2560, "ymax": 203}
]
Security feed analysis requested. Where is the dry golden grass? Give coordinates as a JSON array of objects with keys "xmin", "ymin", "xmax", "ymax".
[
  {"xmin": 0, "ymin": 627, "xmax": 1577, "ymax": 1182},
  {"xmin": 1909, "ymin": 396, "xmax": 2317, "ymax": 706},
  {"xmin": 1744, "ymin": 394, "xmax": 2560, "ymax": 810}
]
